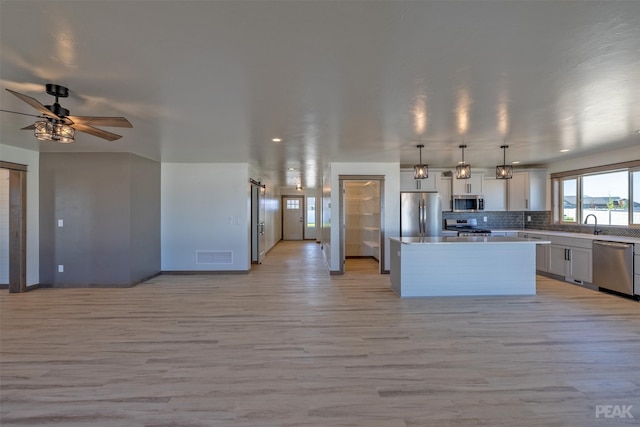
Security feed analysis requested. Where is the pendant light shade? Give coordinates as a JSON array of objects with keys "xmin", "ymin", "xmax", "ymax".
[
  {"xmin": 455, "ymin": 144, "xmax": 471, "ymax": 179},
  {"xmin": 496, "ymin": 145, "xmax": 513, "ymax": 179},
  {"xmin": 413, "ymin": 144, "xmax": 429, "ymax": 179}
]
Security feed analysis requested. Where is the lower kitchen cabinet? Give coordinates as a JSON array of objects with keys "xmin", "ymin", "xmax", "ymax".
[
  {"xmin": 536, "ymin": 245, "xmax": 549, "ymax": 272},
  {"xmin": 518, "ymin": 232, "xmax": 549, "ymax": 272},
  {"xmin": 548, "ymin": 244, "xmax": 592, "ymax": 283}
]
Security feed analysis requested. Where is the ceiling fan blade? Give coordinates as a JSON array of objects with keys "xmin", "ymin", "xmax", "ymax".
[
  {"xmin": 5, "ymin": 89, "xmax": 60, "ymax": 119},
  {"xmin": 67, "ymin": 115, "xmax": 133, "ymax": 128},
  {"xmin": 21, "ymin": 124, "xmax": 36, "ymax": 130},
  {"xmin": 72, "ymin": 123, "xmax": 123, "ymax": 141}
]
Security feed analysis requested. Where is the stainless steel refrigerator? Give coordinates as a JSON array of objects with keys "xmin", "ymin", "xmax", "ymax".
[{"xmin": 400, "ymin": 192, "xmax": 442, "ymax": 237}]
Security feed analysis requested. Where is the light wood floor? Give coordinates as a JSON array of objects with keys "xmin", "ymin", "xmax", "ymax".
[{"xmin": 1, "ymin": 241, "xmax": 639, "ymax": 426}]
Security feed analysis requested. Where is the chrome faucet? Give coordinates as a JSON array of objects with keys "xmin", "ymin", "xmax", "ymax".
[{"xmin": 584, "ymin": 214, "xmax": 602, "ymax": 235}]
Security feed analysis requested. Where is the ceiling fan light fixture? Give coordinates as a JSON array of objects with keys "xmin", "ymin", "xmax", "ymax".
[
  {"xmin": 496, "ymin": 145, "xmax": 513, "ymax": 179},
  {"xmin": 455, "ymin": 144, "xmax": 471, "ymax": 179},
  {"xmin": 413, "ymin": 144, "xmax": 429, "ymax": 179},
  {"xmin": 34, "ymin": 120, "xmax": 75, "ymax": 143}
]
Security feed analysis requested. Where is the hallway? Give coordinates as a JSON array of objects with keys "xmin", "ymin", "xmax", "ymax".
[{"xmin": 1, "ymin": 241, "xmax": 639, "ymax": 426}]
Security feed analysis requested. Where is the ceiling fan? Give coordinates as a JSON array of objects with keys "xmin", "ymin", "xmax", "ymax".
[{"xmin": 2, "ymin": 83, "xmax": 132, "ymax": 142}]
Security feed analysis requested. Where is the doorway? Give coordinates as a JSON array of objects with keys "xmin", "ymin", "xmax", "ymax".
[
  {"xmin": 0, "ymin": 162, "xmax": 27, "ymax": 293},
  {"xmin": 282, "ymin": 196, "xmax": 304, "ymax": 240},
  {"xmin": 339, "ymin": 175, "xmax": 385, "ymax": 275}
]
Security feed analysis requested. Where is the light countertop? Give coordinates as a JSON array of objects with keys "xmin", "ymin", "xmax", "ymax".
[
  {"xmin": 519, "ymin": 230, "xmax": 640, "ymax": 245},
  {"xmin": 390, "ymin": 236, "xmax": 551, "ymax": 245}
]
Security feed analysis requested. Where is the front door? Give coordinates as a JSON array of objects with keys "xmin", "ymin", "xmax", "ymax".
[{"xmin": 282, "ymin": 196, "xmax": 304, "ymax": 240}]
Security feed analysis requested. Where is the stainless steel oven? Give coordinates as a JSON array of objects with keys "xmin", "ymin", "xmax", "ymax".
[
  {"xmin": 452, "ymin": 195, "xmax": 484, "ymax": 212},
  {"xmin": 444, "ymin": 219, "xmax": 491, "ymax": 236}
]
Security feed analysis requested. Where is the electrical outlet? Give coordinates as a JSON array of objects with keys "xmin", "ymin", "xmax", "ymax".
[
  {"xmin": 58, "ymin": 265, "xmax": 64, "ymax": 273},
  {"xmin": 483, "ymin": 216, "xmax": 487, "ymax": 222},
  {"xmin": 527, "ymin": 215, "xmax": 532, "ymax": 222},
  {"xmin": 57, "ymin": 219, "xmax": 64, "ymax": 227}
]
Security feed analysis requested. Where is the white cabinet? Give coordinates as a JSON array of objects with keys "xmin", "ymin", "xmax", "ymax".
[
  {"xmin": 435, "ymin": 171, "xmax": 452, "ymax": 211},
  {"xmin": 547, "ymin": 236, "xmax": 592, "ymax": 283},
  {"xmin": 492, "ymin": 231, "xmax": 518, "ymax": 237},
  {"xmin": 400, "ymin": 169, "xmax": 436, "ymax": 191},
  {"xmin": 508, "ymin": 170, "xmax": 546, "ymax": 211},
  {"xmin": 452, "ymin": 172, "xmax": 483, "ymax": 195},
  {"xmin": 518, "ymin": 232, "xmax": 549, "ymax": 272},
  {"xmin": 399, "ymin": 169, "xmax": 452, "ymax": 211},
  {"xmin": 482, "ymin": 176, "xmax": 507, "ymax": 211}
]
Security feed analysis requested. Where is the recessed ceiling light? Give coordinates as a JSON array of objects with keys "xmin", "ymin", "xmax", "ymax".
[
  {"xmin": 288, "ymin": 167, "xmax": 295, "ymax": 171},
  {"xmin": 512, "ymin": 161, "xmax": 521, "ymax": 164},
  {"xmin": 272, "ymin": 138, "xmax": 282, "ymax": 142},
  {"xmin": 560, "ymin": 149, "xmax": 570, "ymax": 153},
  {"xmin": 635, "ymin": 130, "xmax": 640, "ymax": 134}
]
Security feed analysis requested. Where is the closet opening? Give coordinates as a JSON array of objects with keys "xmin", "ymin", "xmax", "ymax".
[{"xmin": 339, "ymin": 176, "xmax": 384, "ymax": 274}]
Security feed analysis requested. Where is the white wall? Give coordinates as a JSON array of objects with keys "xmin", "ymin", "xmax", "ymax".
[
  {"xmin": 161, "ymin": 163, "xmax": 250, "ymax": 271},
  {"xmin": 329, "ymin": 162, "xmax": 400, "ymax": 272},
  {"xmin": 546, "ymin": 145, "xmax": 640, "ymax": 174},
  {"xmin": 0, "ymin": 144, "xmax": 39, "ymax": 286},
  {"xmin": 321, "ymin": 164, "xmax": 332, "ymax": 267},
  {"xmin": 264, "ymin": 183, "xmax": 281, "ymax": 253}
]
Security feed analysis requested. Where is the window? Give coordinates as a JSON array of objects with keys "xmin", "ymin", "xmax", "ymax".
[
  {"xmin": 306, "ymin": 197, "xmax": 316, "ymax": 228},
  {"xmin": 286, "ymin": 199, "xmax": 300, "ymax": 210},
  {"xmin": 552, "ymin": 162, "xmax": 640, "ymax": 227},
  {"xmin": 582, "ymin": 171, "xmax": 628, "ymax": 226},
  {"xmin": 561, "ymin": 178, "xmax": 577, "ymax": 222}
]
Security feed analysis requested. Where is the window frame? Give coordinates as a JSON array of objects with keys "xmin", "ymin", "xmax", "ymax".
[
  {"xmin": 631, "ymin": 167, "xmax": 640, "ymax": 225},
  {"xmin": 551, "ymin": 161, "xmax": 640, "ymax": 228},
  {"xmin": 558, "ymin": 176, "xmax": 579, "ymax": 224}
]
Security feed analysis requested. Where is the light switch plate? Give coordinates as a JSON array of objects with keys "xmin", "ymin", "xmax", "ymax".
[{"xmin": 57, "ymin": 219, "xmax": 63, "ymax": 227}]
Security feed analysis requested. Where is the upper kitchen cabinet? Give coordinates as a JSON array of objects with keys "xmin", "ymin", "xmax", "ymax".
[
  {"xmin": 452, "ymin": 172, "xmax": 483, "ymax": 195},
  {"xmin": 435, "ymin": 171, "xmax": 452, "ymax": 211},
  {"xmin": 482, "ymin": 176, "xmax": 507, "ymax": 211},
  {"xmin": 400, "ymin": 169, "xmax": 436, "ymax": 191},
  {"xmin": 508, "ymin": 170, "xmax": 546, "ymax": 211}
]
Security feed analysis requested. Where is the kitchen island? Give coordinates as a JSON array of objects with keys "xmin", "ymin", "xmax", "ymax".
[{"xmin": 389, "ymin": 236, "xmax": 550, "ymax": 297}]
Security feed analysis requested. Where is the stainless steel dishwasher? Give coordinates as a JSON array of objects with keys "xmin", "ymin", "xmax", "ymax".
[{"xmin": 592, "ymin": 240, "xmax": 634, "ymax": 296}]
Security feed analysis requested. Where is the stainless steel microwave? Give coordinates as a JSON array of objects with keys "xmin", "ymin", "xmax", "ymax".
[{"xmin": 452, "ymin": 195, "xmax": 484, "ymax": 212}]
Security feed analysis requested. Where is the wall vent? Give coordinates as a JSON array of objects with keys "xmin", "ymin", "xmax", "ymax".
[{"xmin": 196, "ymin": 250, "xmax": 233, "ymax": 265}]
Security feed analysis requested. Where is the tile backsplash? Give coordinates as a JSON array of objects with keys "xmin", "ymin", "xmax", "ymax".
[
  {"xmin": 525, "ymin": 211, "xmax": 640, "ymax": 238},
  {"xmin": 443, "ymin": 211, "xmax": 525, "ymax": 229},
  {"xmin": 442, "ymin": 210, "xmax": 640, "ymax": 238}
]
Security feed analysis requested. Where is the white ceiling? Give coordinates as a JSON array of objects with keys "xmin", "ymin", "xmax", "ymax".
[{"xmin": 1, "ymin": 1, "xmax": 639, "ymax": 188}]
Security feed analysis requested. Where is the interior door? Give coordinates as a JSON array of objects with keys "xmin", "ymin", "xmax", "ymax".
[
  {"xmin": 258, "ymin": 186, "xmax": 266, "ymax": 262},
  {"xmin": 251, "ymin": 183, "xmax": 266, "ymax": 264},
  {"xmin": 282, "ymin": 196, "xmax": 304, "ymax": 240}
]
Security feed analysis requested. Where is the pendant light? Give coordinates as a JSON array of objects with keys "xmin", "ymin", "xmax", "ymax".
[
  {"xmin": 455, "ymin": 144, "xmax": 471, "ymax": 179},
  {"xmin": 496, "ymin": 145, "xmax": 513, "ymax": 179},
  {"xmin": 34, "ymin": 120, "xmax": 75, "ymax": 143},
  {"xmin": 413, "ymin": 144, "xmax": 429, "ymax": 179}
]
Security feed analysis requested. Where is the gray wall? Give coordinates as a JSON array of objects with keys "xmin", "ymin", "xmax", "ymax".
[
  {"xmin": 130, "ymin": 154, "xmax": 161, "ymax": 283},
  {"xmin": 39, "ymin": 153, "xmax": 160, "ymax": 286}
]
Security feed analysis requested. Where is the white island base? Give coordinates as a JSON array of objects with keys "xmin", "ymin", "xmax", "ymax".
[{"xmin": 389, "ymin": 236, "xmax": 549, "ymax": 297}]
